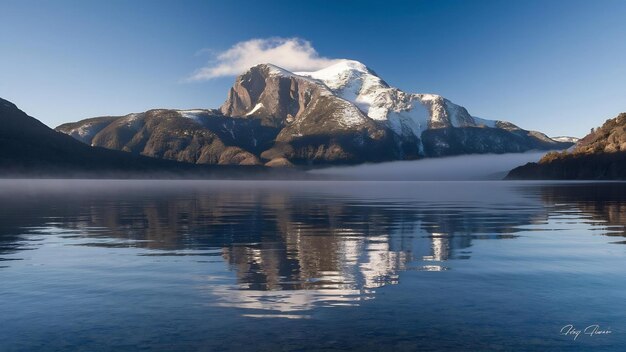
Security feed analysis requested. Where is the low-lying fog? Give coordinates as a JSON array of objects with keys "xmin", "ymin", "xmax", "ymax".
[{"xmin": 309, "ymin": 151, "xmax": 547, "ymax": 181}]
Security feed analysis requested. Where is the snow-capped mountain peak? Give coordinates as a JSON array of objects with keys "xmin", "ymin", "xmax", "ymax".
[
  {"xmin": 296, "ymin": 59, "xmax": 384, "ymax": 85},
  {"xmin": 294, "ymin": 59, "xmax": 490, "ymax": 138},
  {"xmin": 215, "ymin": 59, "xmax": 572, "ymax": 160},
  {"xmin": 296, "ymin": 60, "xmax": 388, "ymax": 97}
]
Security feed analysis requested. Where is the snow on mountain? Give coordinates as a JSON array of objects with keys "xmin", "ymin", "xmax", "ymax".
[
  {"xmin": 550, "ymin": 136, "xmax": 580, "ymax": 143},
  {"xmin": 471, "ymin": 116, "xmax": 497, "ymax": 128},
  {"xmin": 71, "ymin": 123, "xmax": 98, "ymax": 139},
  {"xmin": 295, "ymin": 59, "xmax": 499, "ymax": 139},
  {"xmin": 177, "ymin": 109, "xmax": 209, "ymax": 120},
  {"xmin": 245, "ymin": 103, "xmax": 264, "ymax": 116},
  {"xmin": 230, "ymin": 60, "xmax": 502, "ymax": 136}
]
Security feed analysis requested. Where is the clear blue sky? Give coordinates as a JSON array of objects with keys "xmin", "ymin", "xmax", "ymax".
[{"xmin": 1, "ymin": 0, "xmax": 625, "ymax": 137}]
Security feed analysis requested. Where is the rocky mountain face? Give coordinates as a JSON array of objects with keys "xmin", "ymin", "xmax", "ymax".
[
  {"xmin": 58, "ymin": 60, "xmax": 573, "ymax": 166},
  {"xmin": 58, "ymin": 109, "xmax": 266, "ymax": 166},
  {"xmin": 572, "ymin": 113, "xmax": 626, "ymax": 154},
  {"xmin": 507, "ymin": 113, "xmax": 626, "ymax": 179}
]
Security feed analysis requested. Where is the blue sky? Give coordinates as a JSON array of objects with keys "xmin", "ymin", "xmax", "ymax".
[{"xmin": 1, "ymin": 0, "xmax": 625, "ymax": 137}]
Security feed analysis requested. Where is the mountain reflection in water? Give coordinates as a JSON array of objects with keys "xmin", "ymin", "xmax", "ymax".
[
  {"xmin": 2, "ymin": 180, "xmax": 624, "ymax": 319},
  {"xmin": 3, "ymin": 180, "xmax": 626, "ymax": 351}
]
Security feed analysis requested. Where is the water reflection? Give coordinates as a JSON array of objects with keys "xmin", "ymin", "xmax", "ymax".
[
  {"xmin": 1, "ymin": 180, "xmax": 626, "ymax": 315},
  {"xmin": 533, "ymin": 183, "xmax": 626, "ymax": 238}
]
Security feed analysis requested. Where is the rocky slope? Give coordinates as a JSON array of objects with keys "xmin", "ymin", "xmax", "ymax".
[
  {"xmin": 58, "ymin": 109, "xmax": 266, "ymax": 166},
  {"xmin": 58, "ymin": 60, "xmax": 573, "ymax": 166},
  {"xmin": 507, "ymin": 113, "xmax": 626, "ymax": 179},
  {"xmin": 0, "ymin": 97, "xmax": 284, "ymax": 178}
]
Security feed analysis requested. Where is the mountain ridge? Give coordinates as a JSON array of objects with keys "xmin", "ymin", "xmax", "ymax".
[
  {"xmin": 507, "ymin": 113, "xmax": 626, "ymax": 179},
  {"xmin": 0, "ymin": 97, "xmax": 298, "ymax": 179}
]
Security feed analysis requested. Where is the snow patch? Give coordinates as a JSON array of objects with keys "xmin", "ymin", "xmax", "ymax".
[
  {"xmin": 67, "ymin": 123, "xmax": 98, "ymax": 141},
  {"xmin": 336, "ymin": 104, "xmax": 367, "ymax": 128},
  {"xmin": 551, "ymin": 136, "xmax": 580, "ymax": 143},
  {"xmin": 246, "ymin": 103, "xmax": 264, "ymax": 116},
  {"xmin": 178, "ymin": 109, "xmax": 208, "ymax": 122},
  {"xmin": 119, "ymin": 113, "xmax": 143, "ymax": 131},
  {"xmin": 265, "ymin": 64, "xmax": 294, "ymax": 77},
  {"xmin": 472, "ymin": 116, "xmax": 497, "ymax": 128},
  {"xmin": 221, "ymin": 122, "xmax": 235, "ymax": 139}
]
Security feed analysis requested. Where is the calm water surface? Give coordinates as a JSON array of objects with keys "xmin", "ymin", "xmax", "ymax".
[{"xmin": 1, "ymin": 180, "xmax": 625, "ymax": 351}]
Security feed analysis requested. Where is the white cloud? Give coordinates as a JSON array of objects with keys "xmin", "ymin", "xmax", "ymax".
[{"xmin": 187, "ymin": 37, "xmax": 340, "ymax": 81}]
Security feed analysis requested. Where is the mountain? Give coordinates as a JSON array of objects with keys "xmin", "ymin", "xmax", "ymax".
[
  {"xmin": 57, "ymin": 109, "xmax": 267, "ymax": 166},
  {"xmin": 0, "ymin": 97, "xmax": 288, "ymax": 178},
  {"xmin": 57, "ymin": 60, "xmax": 572, "ymax": 166},
  {"xmin": 507, "ymin": 113, "xmax": 626, "ymax": 179}
]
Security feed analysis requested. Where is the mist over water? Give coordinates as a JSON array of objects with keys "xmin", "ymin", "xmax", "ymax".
[{"xmin": 309, "ymin": 152, "xmax": 547, "ymax": 180}]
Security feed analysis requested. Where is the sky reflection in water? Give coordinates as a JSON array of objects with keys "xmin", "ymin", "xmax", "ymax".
[{"xmin": 1, "ymin": 180, "xmax": 625, "ymax": 351}]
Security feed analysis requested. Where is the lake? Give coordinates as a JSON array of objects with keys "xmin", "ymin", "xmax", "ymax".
[{"xmin": 0, "ymin": 180, "xmax": 624, "ymax": 351}]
